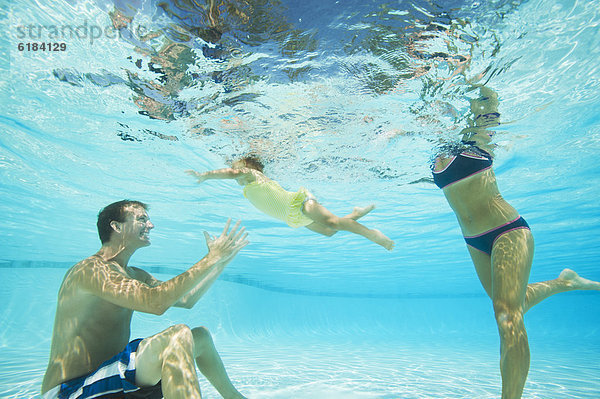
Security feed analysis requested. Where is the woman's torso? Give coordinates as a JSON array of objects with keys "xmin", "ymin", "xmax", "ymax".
[{"xmin": 433, "ymin": 147, "xmax": 519, "ymax": 236}]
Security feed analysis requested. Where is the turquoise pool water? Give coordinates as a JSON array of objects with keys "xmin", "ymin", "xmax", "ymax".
[{"xmin": 1, "ymin": 0, "xmax": 599, "ymax": 397}]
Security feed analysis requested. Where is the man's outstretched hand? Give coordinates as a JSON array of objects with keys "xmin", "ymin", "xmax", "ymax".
[{"xmin": 204, "ymin": 219, "xmax": 248, "ymax": 266}]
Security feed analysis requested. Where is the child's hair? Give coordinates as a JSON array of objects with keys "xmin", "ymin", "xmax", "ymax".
[{"xmin": 237, "ymin": 154, "xmax": 265, "ymax": 172}]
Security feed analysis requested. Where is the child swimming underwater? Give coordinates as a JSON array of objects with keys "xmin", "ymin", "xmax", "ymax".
[{"xmin": 187, "ymin": 155, "xmax": 394, "ymax": 250}]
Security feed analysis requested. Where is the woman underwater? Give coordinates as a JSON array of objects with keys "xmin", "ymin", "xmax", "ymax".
[{"xmin": 432, "ymin": 86, "xmax": 600, "ymax": 399}]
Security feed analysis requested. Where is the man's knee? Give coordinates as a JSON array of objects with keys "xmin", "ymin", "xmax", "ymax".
[
  {"xmin": 191, "ymin": 326, "xmax": 214, "ymax": 353},
  {"xmin": 136, "ymin": 324, "xmax": 194, "ymax": 386},
  {"xmin": 168, "ymin": 323, "xmax": 193, "ymax": 337},
  {"xmin": 163, "ymin": 324, "xmax": 194, "ymax": 350},
  {"xmin": 143, "ymin": 324, "xmax": 193, "ymax": 352}
]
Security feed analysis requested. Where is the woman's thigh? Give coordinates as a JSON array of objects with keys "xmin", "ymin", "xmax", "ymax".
[
  {"xmin": 467, "ymin": 246, "xmax": 493, "ymax": 298},
  {"xmin": 490, "ymin": 228, "xmax": 534, "ymax": 307}
]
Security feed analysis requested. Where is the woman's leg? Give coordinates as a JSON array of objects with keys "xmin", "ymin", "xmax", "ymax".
[
  {"xmin": 468, "ymin": 230, "xmax": 600, "ymax": 399},
  {"xmin": 468, "ymin": 235, "xmax": 600, "ymax": 313},
  {"xmin": 468, "ymin": 236, "xmax": 531, "ymax": 399},
  {"xmin": 467, "ymin": 246, "xmax": 493, "ymax": 298},
  {"xmin": 524, "ymin": 268, "xmax": 600, "ymax": 312},
  {"xmin": 490, "ymin": 228, "xmax": 534, "ymax": 399},
  {"xmin": 302, "ymin": 200, "xmax": 394, "ymax": 250}
]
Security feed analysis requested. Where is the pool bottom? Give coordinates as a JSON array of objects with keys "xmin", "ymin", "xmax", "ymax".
[{"xmin": 2, "ymin": 336, "xmax": 599, "ymax": 398}]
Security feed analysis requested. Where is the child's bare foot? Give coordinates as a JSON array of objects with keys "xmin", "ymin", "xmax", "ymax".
[
  {"xmin": 372, "ymin": 229, "xmax": 394, "ymax": 251},
  {"xmin": 559, "ymin": 268, "xmax": 600, "ymax": 290},
  {"xmin": 350, "ymin": 204, "xmax": 376, "ymax": 220}
]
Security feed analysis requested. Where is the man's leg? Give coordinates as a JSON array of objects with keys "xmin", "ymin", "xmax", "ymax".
[
  {"xmin": 191, "ymin": 327, "xmax": 247, "ymax": 399},
  {"xmin": 135, "ymin": 324, "xmax": 202, "ymax": 399}
]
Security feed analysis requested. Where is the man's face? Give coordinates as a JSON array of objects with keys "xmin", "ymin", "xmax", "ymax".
[{"xmin": 120, "ymin": 205, "xmax": 154, "ymax": 248}]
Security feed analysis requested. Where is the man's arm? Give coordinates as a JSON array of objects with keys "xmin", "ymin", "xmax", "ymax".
[
  {"xmin": 133, "ymin": 255, "xmax": 235, "ymax": 309},
  {"xmin": 78, "ymin": 220, "xmax": 247, "ymax": 315}
]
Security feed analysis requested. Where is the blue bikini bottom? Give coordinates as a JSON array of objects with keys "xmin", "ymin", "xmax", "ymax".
[{"xmin": 464, "ymin": 216, "xmax": 530, "ymax": 255}]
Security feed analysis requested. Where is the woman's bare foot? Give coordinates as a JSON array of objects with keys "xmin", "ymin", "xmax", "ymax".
[
  {"xmin": 559, "ymin": 268, "xmax": 600, "ymax": 290},
  {"xmin": 372, "ymin": 229, "xmax": 394, "ymax": 251},
  {"xmin": 349, "ymin": 204, "xmax": 376, "ymax": 220}
]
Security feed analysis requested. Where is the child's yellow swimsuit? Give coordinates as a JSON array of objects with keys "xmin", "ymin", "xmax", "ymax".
[{"xmin": 243, "ymin": 177, "xmax": 315, "ymax": 228}]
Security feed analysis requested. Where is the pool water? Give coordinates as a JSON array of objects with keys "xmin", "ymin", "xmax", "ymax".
[
  {"xmin": 2, "ymin": 268, "xmax": 599, "ymax": 398},
  {"xmin": 2, "ymin": 0, "xmax": 600, "ymax": 397}
]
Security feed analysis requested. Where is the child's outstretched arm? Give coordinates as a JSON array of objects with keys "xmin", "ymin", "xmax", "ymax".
[{"xmin": 186, "ymin": 168, "xmax": 255, "ymax": 184}]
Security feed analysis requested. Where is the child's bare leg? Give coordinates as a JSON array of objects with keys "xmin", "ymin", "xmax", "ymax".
[
  {"xmin": 303, "ymin": 200, "xmax": 394, "ymax": 250},
  {"xmin": 524, "ymin": 268, "xmax": 600, "ymax": 313},
  {"xmin": 306, "ymin": 205, "xmax": 376, "ymax": 237},
  {"xmin": 348, "ymin": 204, "xmax": 376, "ymax": 220}
]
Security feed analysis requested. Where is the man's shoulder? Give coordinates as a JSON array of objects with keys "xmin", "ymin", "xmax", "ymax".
[
  {"xmin": 61, "ymin": 256, "xmax": 130, "ymax": 298},
  {"xmin": 64, "ymin": 255, "xmax": 115, "ymax": 281},
  {"xmin": 73, "ymin": 255, "xmax": 110, "ymax": 270}
]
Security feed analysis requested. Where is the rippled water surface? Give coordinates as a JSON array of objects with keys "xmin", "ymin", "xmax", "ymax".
[{"xmin": 2, "ymin": 0, "xmax": 600, "ymax": 397}]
